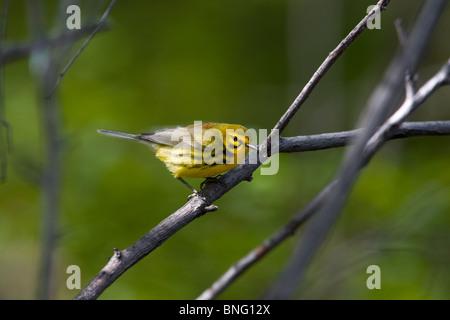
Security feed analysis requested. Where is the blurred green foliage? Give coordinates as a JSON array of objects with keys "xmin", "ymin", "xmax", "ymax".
[{"xmin": 0, "ymin": 0, "xmax": 449, "ymax": 299}]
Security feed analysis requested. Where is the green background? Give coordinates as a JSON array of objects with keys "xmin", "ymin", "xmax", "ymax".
[{"xmin": 1, "ymin": 0, "xmax": 449, "ymax": 299}]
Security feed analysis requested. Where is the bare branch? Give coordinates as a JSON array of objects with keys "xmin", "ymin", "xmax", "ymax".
[
  {"xmin": 272, "ymin": 0, "xmax": 391, "ymax": 134},
  {"xmin": 394, "ymin": 19, "xmax": 407, "ymax": 48},
  {"xmin": 46, "ymin": 0, "xmax": 117, "ymax": 99},
  {"xmin": 279, "ymin": 120, "xmax": 450, "ymax": 153},
  {"xmin": 364, "ymin": 60, "xmax": 450, "ymax": 159},
  {"xmin": 0, "ymin": 24, "xmax": 103, "ymax": 64}
]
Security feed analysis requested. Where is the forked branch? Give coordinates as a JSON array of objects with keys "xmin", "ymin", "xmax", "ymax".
[{"xmin": 197, "ymin": 60, "xmax": 450, "ymax": 300}]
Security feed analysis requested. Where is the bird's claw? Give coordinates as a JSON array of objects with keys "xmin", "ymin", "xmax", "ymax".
[{"xmin": 187, "ymin": 192, "xmax": 207, "ymax": 202}]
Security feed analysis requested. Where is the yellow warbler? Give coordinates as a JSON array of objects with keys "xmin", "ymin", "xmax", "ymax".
[{"xmin": 98, "ymin": 122, "xmax": 257, "ymax": 194}]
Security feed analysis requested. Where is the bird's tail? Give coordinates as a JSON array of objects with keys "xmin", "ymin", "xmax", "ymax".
[{"xmin": 97, "ymin": 129, "xmax": 140, "ymax": 140}]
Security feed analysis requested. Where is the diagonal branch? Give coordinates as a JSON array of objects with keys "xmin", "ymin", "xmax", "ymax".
[{"xmin": 273, "ymin": 0, "xmax": 390, "ymax": 134}]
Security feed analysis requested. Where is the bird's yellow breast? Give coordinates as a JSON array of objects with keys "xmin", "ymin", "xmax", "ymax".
[{"xmin": 155, "ymin": 146, "xmax": 240, "ymax": 178}]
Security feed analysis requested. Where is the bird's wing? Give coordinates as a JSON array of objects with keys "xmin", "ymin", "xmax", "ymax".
[{"xmin": 140, "ymin": 127, "xmax": 199, "ymax": 148}]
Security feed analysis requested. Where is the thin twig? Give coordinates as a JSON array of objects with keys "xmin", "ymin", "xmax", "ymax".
[
  {"xmin": 46, "ymin": 0, "xmax": 117, "ymax": 99},
  {"xmin": 259, "ymin": 0, "xmax": 391, "ymax": 156},
  {"xmin": 0, "ymin": 24, "xmax": 104, "ymax": 64},
  {"xmin": 365, "ymin": 63, "xmax": 450, "ymax": 159},
  {"xmin": 273, "ymin": 0, "xmax": 391, "ymax": 134},
  {"xmin": 394, "ymin": 19, "xmax": 407, "ymax": 48}
]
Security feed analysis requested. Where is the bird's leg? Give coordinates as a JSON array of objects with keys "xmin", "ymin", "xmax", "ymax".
[
  {"xmin": 178, "ymin": 177, "xmax": 199, "ymax": 194},
  {"xmin": 178, "ymin": 178, "xmax": 207, "ymax": 201}
]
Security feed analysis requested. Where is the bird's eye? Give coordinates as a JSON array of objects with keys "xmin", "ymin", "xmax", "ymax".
[{"xmin": 233, "ymin": 136, "xmax": 238, "ymax": 142}]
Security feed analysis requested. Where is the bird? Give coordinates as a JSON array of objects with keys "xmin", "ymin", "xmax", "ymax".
[{"xmin": 98, "ymin": 122, "xmax": 257, "ymax": 195}]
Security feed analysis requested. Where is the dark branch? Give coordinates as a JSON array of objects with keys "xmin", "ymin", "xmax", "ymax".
[{"xmin": 279, "ymin": 121, "xmax": 450, "ymax": 153}]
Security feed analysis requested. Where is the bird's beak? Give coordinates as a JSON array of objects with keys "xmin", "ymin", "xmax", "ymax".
[{"xmin": 246, "ymin": 143, "xmax": 258, "ymax": 150}]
